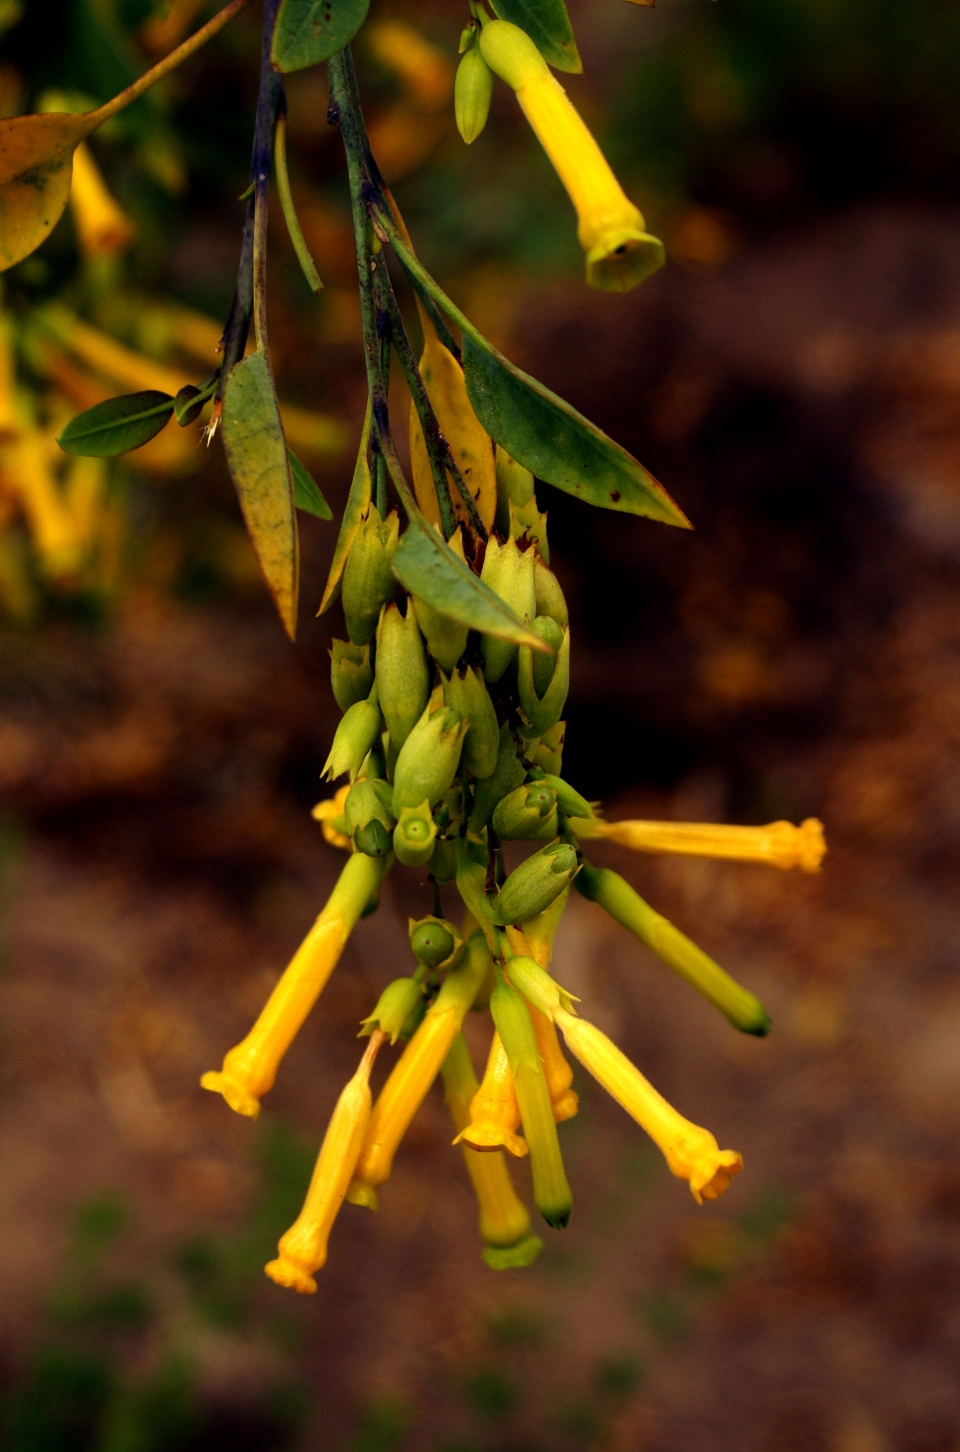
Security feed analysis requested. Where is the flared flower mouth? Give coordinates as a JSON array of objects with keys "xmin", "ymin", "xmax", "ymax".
[{"xmin": 586, "ymin": 229, "xmax": 666, "ymax": 293}]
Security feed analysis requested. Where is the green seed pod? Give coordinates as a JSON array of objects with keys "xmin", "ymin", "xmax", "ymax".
[
  {"xmin": 376, "ymin": 598, "xmax": 429, "ymax": 750},
  {"xmin": 469, "ymin": 723, "xmax": 526, "ymax": 832},
  {"xmin": 518, "ymin": 621, "xmax": 570, "ymax": 735},
  {"xmin": 321, "ymin": 698, "xmax": 381, "ymax": 782},
  {"xmin": 360, "ymin": 977, "xmax": 425, "ymax": 1044},
  {"xmin": 492, "ymin": 782, "xmax": 558, "ymax": 840},
  {"xmin": 342, "ymin": 506, "xmax": 399, "ymax": 646},
  {"xmin": 330, "ymin": 639, "xmax": 373, "ymax": 712},
  {"xmin": 487, "ymin": 840, "xmax": 580, "ymax": 926},
  {"xmin": 393, "ymin": 705, "xmax": 468, "ymax": 811},
  {"xmin": 540, "ymin": 774, "xmax": 593, "ymax": 820},
  {"xmin": 429, "ymin": 836, "xmax": 458, "ymax": 885},
  {"xmin": 393, "ymin": 801, "xmax": 438, "ymax": 867},
  {"xmin": 509, "ymin": 497, "xmax": 549, "ymax": 563},
  {"xmin": 455, "ymin": 45, "xmax": 494, "ymax": 145},
  {"xmin": 505, "ymin": 954, "xmax": 578, "ymax": 1019},
  {"xmin": 494, "ymin": 444, "xmax": 535, "ymax": 536},
  {"xmin": 442, "ymin": 665, "xmax": 499, "ymax": 779},
  {"xmin": 528, "ymin": 720, "xmax": 565, "ymax": 776},
  {"xmin": 534, "ymin": 557, "xmax": 568, "ymax": 628},
  {"xmin": 409, "ymin": 915, "xmax": 464, "ymax": 970},
  {"xmin": 413, "ymin": 527, "xmax": 471, "ymax": 672},
  {"xmin": 480, "ymin": 537, "xmax": 536, "ymax": 683},
  {"xmin": 345, "ymin": 778, "xmax": 396, "ymax": 856},
  {"xmin": 491, "ymin": 970, "xmax": 572, "ymax": 1229}
]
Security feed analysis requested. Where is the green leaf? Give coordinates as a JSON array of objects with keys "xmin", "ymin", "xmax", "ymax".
[
  {"xmin": 288, "ymin": 448, "xmax": 333, "ymax": 520},
  {"xmin": 271, "ymin": 0, "xmax": 372, "ymax": 73},
  {"xmin": 392, "ymin": 519, "xmax": 547, "ymax": 650},
  {"xmin": 490, "ymin": 0, "xmax": 581, "ymax": 73},
  {"xmin": 317, "ymin": 402, "xmax": 371, "ymax": 615},
  {"xmin": 57, "ymin": 390, "xmax": 174, "ymax": 457},
  {"xmin": 222, "ymin": 350, "xmax": 300, "ymax": 640},
  {"xmin": 383, "ymin": 223, "xmax": 689, "ymax": 528}
]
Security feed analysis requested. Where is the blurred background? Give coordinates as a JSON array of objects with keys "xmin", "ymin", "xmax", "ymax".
[{"xmin": 2, "ymin": 0, "xmax": 960, "ymax": 1448}]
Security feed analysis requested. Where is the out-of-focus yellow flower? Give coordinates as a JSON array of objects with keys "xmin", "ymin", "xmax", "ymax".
[
  {"xmin": 454, "ymin": 1030, "xmax": 527, "ymax": 1157},
  {"xmin": 555, "ymin": 1009, "xmax": 742, "ymax": 1203},
  {"xmin": 201, "ymin": 851, "xmax": 389, "ymax": 1118},
  {"xmin": 266, "ymin": 1031, "xmax": 386, "ymax": 1294},
  {"xmin": 478, "ymin": 20, "xmax": 663, "ymax": 292},
  {"xmin": 69, "ymin": 142, "xmax": 136, "ymax": 258},
  {"xmin": 574, "ymin": 815, "xmax": 826, "ymax": 871},
  {"xmin": 367, "ymin": 21, "xmax": 454, "ymax": 112},
  {"xmin": 312, "ymin": 784, "xmax": 352, "ymax": 851}
]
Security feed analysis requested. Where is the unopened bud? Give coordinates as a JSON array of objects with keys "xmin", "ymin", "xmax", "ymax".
[
  {"xmin": 429, "ymin": 836, "xmax": 458, "ymax": 885},
  {"xmin": 442, "ymin": 665, "xmax": 499, "ymax": 779},
  {"xmin": 495, "ymin": 445, "xmax": 535, "ymax": 539},
  {"xmin": 393, "ymin": 704, "xmax": 468, "ymax": 811},
  {"xmin": 518, "ymin": 620, "xmax": 569, "ymax": 734},
  {"xmin": 455, "ymin": 45, "xmax": 494, "ymax": 145},
  {"xmin": 540, "ymin": 773, "xmax": 592, "ymax": 820},
  {"xmin": 413, "ymin": 527, "xmax": 470, "ymax": 672},
  {"xmin": 322, "ymin": 698, "xmax": 382, "ymax": 783},
  {"xmin": 360, "ymin": 977, "xmax": 424, "ymax": 1044},
  {"xmin": 487, "ymin": 840, "xmax": 580, "ymax": 926},
  {"xmin": 469, "ymin": 722, "xmax": 527, "ymax": 832},
  {"xmin": 493, "ymin": 782, "xmax": 558, "ymax": 840},
  {"xmin": 534, "ymin": 558, "xmax": 568, "ymax": 628},
  {"xmin": 393, "ymin": 801, "xmax": 438, "ymax": 867},
  {"xmin": 528, "ymin": 720, "xmax": 565, "ymax": 775},
  {"xmin": 480, "ymin": 536, "xmax": 536, "ymax": 683},
  {"xmin": 341, "ymin": 506, "xmax": 399, "ymax": 645},
  {"xmin": 345, "ymin": 778, "xmax": 395, "ymax": 857},
  {"xmin": 330, "ymin": 639, "xmax": 373, "ymax": 711},
  {"xmin": 376, "ymin": 599, "xmax": 429, "ymax": 750},
  {"xmin": 459, "ymin": 21, "xmax": 478, "ymax": 53},
  {"xmin": 409, "ymin": 915, "xmax": 463, "ymax": 970}
]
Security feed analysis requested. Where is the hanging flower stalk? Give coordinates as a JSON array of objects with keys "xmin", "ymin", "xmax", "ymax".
[{"xmin": 6, "ymin": 0, "xmax": 831, "ymax": 1286}]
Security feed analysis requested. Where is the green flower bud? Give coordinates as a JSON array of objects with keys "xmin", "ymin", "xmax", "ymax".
[
  {"xmin": 528, "ymin": 720, "xmax": 565, "ymax": 775},
  {"xmin": 540, "ymin": 773, "xmax": 592, "ymax": 820},
  {"xmin": 518, "ymin": 621, "xmax": 570, "ymax": 735},
  {"xmin": 376, "ymin": 598, "xmax": 429, "ymax": 750},
  {"xmin": 487, "ymin": 840, "xmax": 580, "ymax": 926},
  {"xmin": 494, "ymin": 444, "xmax": 535, "ymax": 537},
  {"xmin": 345, "ymin": 778, "xmax": 396, "ymax": 856},
  {"xmin": 409, "ymin": 915, "xmax": 464, "ymax": 970},
  {"xmin": 459, "ymin": 21, "xmax": 478, "ymax": 53},
  {"xmin": 468, "ymin": 722, "xmax": 526, "ymax": 832},
  {"xmin": 480, "ymin": 537, "xmax": 536, "ymax": 683},
  {"xmin": 534, "ymin": 558, "xmax": 568, "ymax": 628},
  {"xmin": 455, "ymin": 45, "xmax": 494, "ymax": 145},
  {"xmin": 509, "ymin": 497, "xmax": 549, "ymax": 563},
  {"xmin": 442, "ymin": 665, "xmax": 499, "ymax": 779},
  {"xmin": 429, "ymin": 836, "xmax": 458, "ymax": 885},
  {"xmin": 492, "ymin": 781, "xmax": 558, "ymax": 840},
  {"xmin": 330, "ymin": 639, "xmax": 373, "ymax": 712},
  {"xmin": 342, "ymin": 506, "xmax": 399, "ymax": 646},
  {"xmin": 360, "ymin": 977, "xmax": 424, "ymax": 1044},
  {"xmin": 413, "ymin": 527, "xmax": 470, "ymax": 673},
  {"xmin": 505, "ymin": 954, "xmax": 579, "ymax": 1019},
  {"xmin": 393, "ymin": 801, "xmax": 438, "ymax": 867},
  {"xmin": 393, "ymin": 705, "xmax": 468, "ymax": 811},
  {"xmin": 322, "ymin": 698, "xmax": 381, "ymax": 783}
]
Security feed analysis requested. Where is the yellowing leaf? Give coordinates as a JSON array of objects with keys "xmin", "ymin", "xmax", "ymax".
[
  {"xmin": 408, "ymin": 318, "xmax": 497, "ymax": 534},
  {"xmin": 0, "ymin": 113, "xmax": 92, "ymax": 271}
]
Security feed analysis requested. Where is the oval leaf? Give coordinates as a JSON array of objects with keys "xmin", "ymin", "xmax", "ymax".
[
  {"xmin": 289, "ymin": 448, "xmax": 333, "ymax": 520},
  {"xmin": 392, "ymin": 520, "xmax": 547, "ymax": 650},
  {"xmin": 0, "ymin": 112, "xmax": 96, "ymax": 272},
  {"xmin": 461, "ymin": 332, "xmax": 689, "ymax": 527},
  {"xmin": 222, "ymin": 350, "xmax": 300, "ymax": 640},
  {"xmin": 490, "ymin": 0, "xmax": 581, "ymax": 73},
  {"xmin": 271, "ymin": 0, "xmax": 372, "ymax": 73},
  {"xmin": 57, "ymin": 390, "xmax": 175, "ymax": 457}
]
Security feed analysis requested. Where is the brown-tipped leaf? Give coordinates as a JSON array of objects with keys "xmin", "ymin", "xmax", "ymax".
[{"xmin": 0, "ymin": 113, "xmax": 96, "ymax": 272}]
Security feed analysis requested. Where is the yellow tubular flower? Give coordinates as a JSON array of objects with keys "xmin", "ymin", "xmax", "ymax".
[
  {"xmin": 453, "ymin": 1031, "xmax": 528, "ymax": 1157},
  {"xmin": 505, "ymin": 912, "xmax": 578, "ymax": 1124},
  {"xmin": 477, "ymin": 20, "xmax": 664, "ymax": 292},
  {"xmin": 201, "ymin": 851, "xmax": 390, "ymax": 1118},
  {"xmin": 311, "ymin": 784, "xmax": 352, "ymax": 851},
  {"xmin": 442, "ymin": 1032, "xmax": 542, "ymax": 1269},
  {"xmin": 265, "ymin": 1031, "xmax": 386, "ymax": 1294},
  {"xmin": 69, "ymin": 142, "xmax": 136, "ymax": 258},
  {"xmin": 554, "ymin": 1009, "xmax": 742, "ymax": 1203},
  {"xmin": 574, "ymin": 816, "xmax": 826, "ymax": 872},
  {"xmin": 7, "ymin": 429, "xmax": 82, "ymax": 579},
  {"xmin": 347, "ymin": 932, "xmax": 492, "ymax": 1207}
]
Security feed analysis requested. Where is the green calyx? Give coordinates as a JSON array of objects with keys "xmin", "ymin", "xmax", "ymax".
[
  {"xmin": 360, "ymin": 976, "xmax": 425, "ymax": 1044},
  {"xmin": 534, "ymin": 559, "xmax": 568, "ymax": 628},
  {"xmin": 480, "ymin": 536, "xmax": 537, "ymax": 683},
  {"xmin": 392, "ymin": 703, "xmax": 468, "ymax": 811},
  {"xmin": 518, "ymin": 618, "xmax": 569, "ymax": 735},
  {"xmin": 342, "ymin": 505, "xmax": 399, "ymax": 646},
  {"xmin": 455, "ymin": 45, "xmax": 494, "ymax": 145},
  {"xmin": 505, "ymin": 953, "xmax": 579, "ymax": 1019},
  {"xmin": 322, "ymin": 697, "xmax": 382, "ymax": 782},
  {"xmin": 442, "ymin": 664, "xmax": 499, "ymax": 779},
  {"xmin": 376, "ymin": 597, "xmax": 430, "ymax": 750},
  {"xmin": 492, "ymin": 781, "xmax": 558, "ymax": 840},
  {"xmin": 393, "ymin": 801, "xmax": 438, "ymax": 867},
  {"xmin": 345, "ymin": 777, "xmax": 396, "ymax": 857},
  {"xmin": 486, "ymin": 840, "xmax": 580, "ymax": 925},
  {"xmin": 469, "ymin": 722, "xmax": 526, "ymax": 832},
  {"xmin": 330, "ymin": 638, "xmax": 373, "ymax": 711}
]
